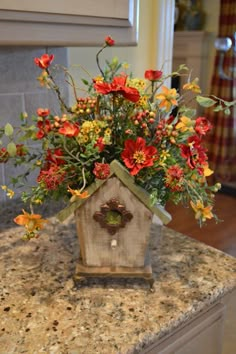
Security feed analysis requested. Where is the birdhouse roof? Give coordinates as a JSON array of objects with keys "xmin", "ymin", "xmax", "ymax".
[{"xmin": 57, "ymin": 160, "xmax": 171, "ymax": 224}]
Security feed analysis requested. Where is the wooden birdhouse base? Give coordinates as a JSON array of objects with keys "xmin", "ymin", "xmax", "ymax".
[{"xmin": 74, "ymin": 262, "xmax": 155, "ymax": 290}]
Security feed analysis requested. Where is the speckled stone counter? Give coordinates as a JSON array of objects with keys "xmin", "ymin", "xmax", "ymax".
[{"xmin": 0, "ymin": 204, "xmax": 236, "ymax": 354}]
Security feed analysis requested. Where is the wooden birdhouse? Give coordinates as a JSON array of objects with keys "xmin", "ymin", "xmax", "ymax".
[{"xmin": 58, "ymin": 160, "xmax": 171, "ymax": 287}]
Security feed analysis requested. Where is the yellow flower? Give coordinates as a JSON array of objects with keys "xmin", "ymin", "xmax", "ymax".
[
  {"xmin": 82, "ymin": 135, "xmax": 89, "ymax": 143},
  {"xmin": 122, "ymin": 62, "xmax": 130, "ymax": 70},
  {"xmin": 37, "ymin": 70, "xmax": 51, "ymax": 88},
  {"xmin": 183, "ymin": 79, "xmax": 201, "ymax": 94},
  {"xmin": 137, "ymin": 95, "xmax": 149, "ymax": 107},
  {"xmin": 81, "ymin": 121, "xmax": 93, "ymax": 134},
  {"xmin": 1, "ymin": 185, "xmax": 15, "ymax": 199},
  {"xmin": 14, "ymin": 210, "xmax": 48, "ymax": 232},
  {"xmin": 93, "ymin": 75, "xmax": 104, "ymax": 83},
  {"xmin": 128, "ymin": 78, "xmax": 146, "ymax": 91},
  {"xmin": 203, "ymin": 164, "xmax": 214, "ymax": 177},
  {"xmin": 190, "ymin": 200, "xmax": 213, "ymax": 221},
  {"xmin": 105, "ymin": 128, "xmax": 112, "ymax": 136},
  {"xmin": 159, "ymin": 150, "xmax": 170, "ymax": 164},
  {"xmin": 7, "ymin": 189, "xmax": 14, "ymax": 199},
  {"xmin": 156, "ymin": 86, "xmax": 179, "ymax": 112},
  {"xmin": 94, "ymin": 127, "xmax": 101, "ymax": 135},
  {"xmin": 176, "ymin": 116, "xmax": 195, "ymax": 132}
]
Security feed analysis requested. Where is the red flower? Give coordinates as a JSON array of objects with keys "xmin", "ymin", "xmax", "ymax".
[
  {"xmin": 16, "ymin": 144, "xmax": 27, "ymax": 157},
  {"xmin": 180, "ymin": 135, "xmax": 208, "ymax": 171},
  {"xmin": 94, "ymin": 137, "xmax": 105, "ymax": 152},
  {"xmin": 0, "ymin": 147, "xmax": 9, "ymax": 163},
  {"xmin": 37, "ymin": 165, "xmax": 65, "ymax": 190},
  {"xmin": 46, "ymin": 148, "xmax": 65, "ymax": 166},
  {"xmin": 144, "ymin": 70, "xmax": 163, "ymax": 81},
  {"xmin": 58, "ymin": 121, "xmax": 80, "ymax": 137},
  {"xmin": 34, "ymin": 54, "xmax": 54, "ymax": 69},
  {"xmin": 94, "ymin": 75, "xmax": 140, "ymax": 103},
  {"xmin": 165, "ymin": 165, "xmax": 184, "ymax": 191},
  {"xmin": 195, "ymin": 117, "xmax": 212, "ymax": 135},
  {"xmin": 37, "ymin": 108, "xmax": 50, "ymax": 117},
  {"xmin": 93, "ymin": 162, "xmax": 110, "ymax": 179},
  {"xmin": 121, "ymin": 137, "xmax": 157, "ymax": 175},
  {"xmin": 36, "ymin": 119, "xmax": 52, "ymax": 139},
  {"xmin": 105, "ymin": 36, "xmax": 115, "ymax": 46}
]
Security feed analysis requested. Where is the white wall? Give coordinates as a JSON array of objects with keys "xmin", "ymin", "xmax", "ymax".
[{"xmin": 68, "ymin": 0, "xmax": 175, "ymax": 104}]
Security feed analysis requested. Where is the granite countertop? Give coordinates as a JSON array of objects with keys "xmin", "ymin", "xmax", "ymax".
[{"xmin": 0, "ymin": 203, "xmax": 236, "ymax": 354}]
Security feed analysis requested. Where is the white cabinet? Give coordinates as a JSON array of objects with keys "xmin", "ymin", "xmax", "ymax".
[
  {"xmin": 142, "ymin": 302, "xmax": 226, "ymax": 354},
  {"xmin": 172, "ymin": 31, "xmax": 212, "ymax": 114},
  {"xmin": 0, "ymin": 0, "xmax": 139, "ymax": 46}
]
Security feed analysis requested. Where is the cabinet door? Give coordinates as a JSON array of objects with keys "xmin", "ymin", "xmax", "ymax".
[
  {"xmin": 142, "ymin": 303, "xmax": 225, "ymax": 354},
  {"xmin": 0, "ymin": 0, "xmax": 138, "ymax": 46}
]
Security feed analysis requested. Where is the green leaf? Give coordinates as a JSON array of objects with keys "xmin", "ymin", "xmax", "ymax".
[
  {"xmin": 213, "ymin": 105, "xmax": 223, "ymax": 112},
  {"xmin": 224, "ymin": 100, "xmax": 236, "ymax": 107},
  {"xmin": 224, "ymin": 108, "xmax": 231, "ymax": 115},
  {"xmin": 178, "ymin": 64, "xmax": 189, "ymax": 71},
  {"xmin": 4, "ymin": 123, "xmax": 14, "ymax": 136},
  {"xmin": 7, "ymin": 142, "xmax": 17, "ymax": 156},
  {"xmin": 81, "ymin": 78, "xmax": 89, "ymax": 86},
  {"xmin": 196, "ymin": 96, "xmax": 216, "ymax": 107}
]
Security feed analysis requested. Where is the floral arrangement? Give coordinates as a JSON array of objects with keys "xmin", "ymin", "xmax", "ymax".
[{"xmin": 0, "ymin": 36, "xmax": 233, "ymax": 239}]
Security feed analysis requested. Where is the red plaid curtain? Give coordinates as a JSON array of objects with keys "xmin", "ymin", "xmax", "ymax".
[{"xmin": 206, "ymin": 0, "xmax": 236, "ymax": 182}]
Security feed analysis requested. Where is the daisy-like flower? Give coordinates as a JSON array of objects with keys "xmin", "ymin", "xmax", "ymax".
[
  {"xmin": 121, "ymin": 137, "xmax": 157, "ymax": 175},
  {"xmin": 156, "ymin": 86, "xmax": 179, "ymax": 112}
]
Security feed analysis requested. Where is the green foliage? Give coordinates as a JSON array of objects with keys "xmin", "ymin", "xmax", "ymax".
[
  {"xmin": 7, "ymin": 142, "xmax": 17, "ymax": 156},
  {"xmin": 4, "ymin": 123, "xmax": 14, "ymax": 136}
]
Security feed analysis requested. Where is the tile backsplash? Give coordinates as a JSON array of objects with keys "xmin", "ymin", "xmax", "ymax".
[{"xmin": 0, "ymin": 46, "xmax": 68, "ymax": 203}]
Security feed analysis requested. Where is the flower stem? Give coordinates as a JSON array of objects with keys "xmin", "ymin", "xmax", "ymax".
[
  {"xmin": 46, "ymin": 68, "xmax": 72, "ymax": 113},
  {"xmin": 96, "ymin": 45, "xmax": 107, "ymax": 78}
]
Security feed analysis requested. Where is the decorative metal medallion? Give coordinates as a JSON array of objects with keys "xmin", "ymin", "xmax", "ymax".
[{"xmin": 93, "ymin": 198, "xmax": 133, "ymax": 235}]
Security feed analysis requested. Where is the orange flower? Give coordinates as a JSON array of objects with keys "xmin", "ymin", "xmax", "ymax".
[
  {"xmin": 67, "ymin": 186, "xmax": 89, "ymax": 201},
  {"xmin": 183, "ymin": 79, "xmax": 201, "ymax": 94},
  {"xmin": 37, "ymin": 108, "xmax": 50, "ymax": 117},
  {"xmin": 176, "ymin": 116, "xmax": 195, "ymax": 133},
  {"xmin": 190, "ymin": 200, "xmax": 213, "ymax": 222},
  {"xmin": 156, "ymin": 86, "xmax": 179, "ymax": 112},
  {"xmin": 94, "ymin": 75, "xmax": 140, "ymax": 103},
  {"xmin": 58, "ymin": 121, "xmax": 80, "ymax": 137},
  {"xmin": 14, "ymin": 210, "xmax": 48, "ymax": 232},
  {"xmin": 34, "ymin": 54, "xmax": 54, "ymax": 69}
]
